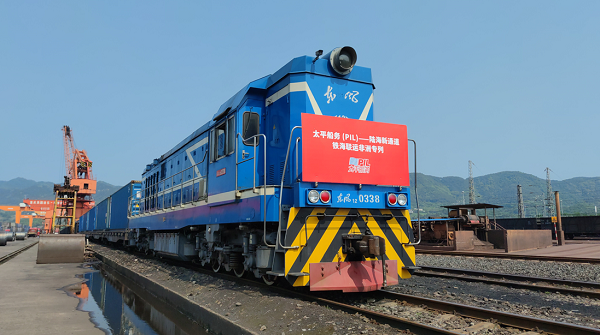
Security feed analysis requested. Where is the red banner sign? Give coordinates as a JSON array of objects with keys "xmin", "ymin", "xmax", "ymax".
[{"xmin": 301, "ymin": 114, "xmax": 409, "ymax": 186}]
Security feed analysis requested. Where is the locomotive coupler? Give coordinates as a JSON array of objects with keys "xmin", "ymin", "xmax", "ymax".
[
  {"xmin": 340, "ymin": 232, "xmax": 389, "ymax": 287},
  {"xmin": 341, "ymin": 233, "xmax": 386, "ymax": 260}
]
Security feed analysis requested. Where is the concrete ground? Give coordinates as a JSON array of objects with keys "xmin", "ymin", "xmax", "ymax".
[
  {"xmin": 419, "ymin": 241, "xmax": 600, "ymax": 259},
  {"xmin": 0, "ymin": 238, "xmax": 37, "ymax": 258},
  {"xmin": 509, "ymin": 243, "xmax": 600, "ymax": 258},
  {"xmin": 0, "ymin": 244, "xmax": 102, "ymax": 335}
]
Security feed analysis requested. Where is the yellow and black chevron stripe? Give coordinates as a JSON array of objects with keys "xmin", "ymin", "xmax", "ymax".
[{"xmin": 284, "ymin": 207, "xmax": 416, "ymax": 287}]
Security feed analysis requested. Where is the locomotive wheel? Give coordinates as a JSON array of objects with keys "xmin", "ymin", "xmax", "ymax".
[
  {"xmin": 233, "ymin": 267, "xmax": 245, "ymax": 278},
  {"xmin": 262, "ymin": 274, "xmax": 277, "ymax": 285},
  {"xmin": 211, "ymin": 259, "xmax": 221, "ymax": 273}
]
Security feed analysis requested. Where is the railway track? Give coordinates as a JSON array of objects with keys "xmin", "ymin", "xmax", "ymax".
[
  {"xmin": 284, "ymin": 284, "xmax": 600, "ymax": 335},
  {"xmin": 0, "ymin": 240, "xmax": 39, "ymax": 266},
  {"xmin": 91, "ymin": 245, "xmax": 600, "ymax": 335},
  {"xmin": 371, "ymin": 289, "xmax": 599, "ymax": 335},
  {"xmin": 417, "ymin": 250, "xmax": 600, "ymax": 264},
  {"xmin": 415, "ymin": 266, "xmax": 600, "ymax": 299}
]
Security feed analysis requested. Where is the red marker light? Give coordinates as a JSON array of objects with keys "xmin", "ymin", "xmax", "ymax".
[
  {"xmin": 388, "ymin": 193, "xmax": 397, "ymax": 205},
  {"xmin": 320, "ymin": 190, "xmax": 331, "ymax": 204}
]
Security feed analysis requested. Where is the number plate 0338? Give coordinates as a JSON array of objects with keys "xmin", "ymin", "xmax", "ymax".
[{"xmin": 331, "ymin": 191, "xmax": 382, "ymax": 208}]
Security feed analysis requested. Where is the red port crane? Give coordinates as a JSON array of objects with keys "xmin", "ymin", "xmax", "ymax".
[{"xmin": 46, "ymin": 126, "xmax": 97, "ymax": 235}]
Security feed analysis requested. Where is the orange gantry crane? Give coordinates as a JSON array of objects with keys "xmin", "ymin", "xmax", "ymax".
[
  {"xmin": 0, "ymin": 203, "xmax": 31, "ymax": 227},
  {"xmin": 23, "ymin": 199, "xmax": 54, "ymax": 231},
  {"xmin": 0, "ymin": 202, "xmax": 51, "ymax": 230}
]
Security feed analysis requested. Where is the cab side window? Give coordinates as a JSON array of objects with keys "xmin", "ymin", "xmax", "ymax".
[
  {"xmin": 242, "ymin": 112, "xmax": 260, "ymax": 146},
  {"xmin": 212, "ymin": 115, "xmax": 235, "ymax": 161}
]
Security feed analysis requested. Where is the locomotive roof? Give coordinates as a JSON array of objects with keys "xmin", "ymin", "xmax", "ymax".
[
  {"xmin": 155, "ymin": 75, "xmax": 270, "ymax": 165},
  {"xmin": 147, "ymin": 53, "xmax": 374, "ymax": 171},
  {"xmin": 210, "ymin": 56, "xmax": 373, "ymax": 123}
]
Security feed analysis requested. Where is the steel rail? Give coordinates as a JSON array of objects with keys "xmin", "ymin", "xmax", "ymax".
[
  {"xmin": 415, "ymin": 266, "xmax": 600, "ymax": 299},
  {"xmin": 418, "ymin": 266, "xmax": 600, "ymax": 289},
  {"xmin": 417, "ymin": 250, "xmax": 600, "ymax": 264},
  {"xmin": 0, "ymin": 241, "xmax": 39, "ymax": 266},
  {"xmin": 374, "ymin": 290, "xmax": 600, "ymax": 335},
  {"xmin": 286, "ymin": 292, "xmax": 461, "ymax": 335}
]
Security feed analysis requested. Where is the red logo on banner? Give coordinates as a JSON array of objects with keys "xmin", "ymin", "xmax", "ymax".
[{"xmin": 301, "ymin": 114, "xmax": 409, "ymax": 186}]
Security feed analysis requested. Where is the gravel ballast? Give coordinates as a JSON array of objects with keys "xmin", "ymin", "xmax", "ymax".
[{"xmin": 390, "ymin": 276, "xmax": 600, "ymax": 329}]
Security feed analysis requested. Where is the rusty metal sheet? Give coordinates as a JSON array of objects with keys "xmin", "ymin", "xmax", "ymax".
[
  {"xmin": 309, "ymin": 260, "xmax": 398, "ymax": 292},
  {"xmin": 36, "ymin": 234, "xmax": 85, "ymax": 264}
]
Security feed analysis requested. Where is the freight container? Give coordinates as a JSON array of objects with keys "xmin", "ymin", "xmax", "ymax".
[
  {"xmin": 85, "ymin": 212, "xmax": 90, "ymax": 232},
  {"xmin": 86, "ymin": 211, "xmax": 90, "ymax": 232},
  {"xmin": 96, "ymin": 197, "xmax": 110, "ymax": 231},
  {"xmin": 89, "ymin": 207, "xmax": 97, "ymax": 231},
  {"xmin": 78, "ymin": 212, "xmax": 87, "ymax": 233},
  {"xmin": 108, "ymin": 181, "xmax": 141, "ymax": 230}
]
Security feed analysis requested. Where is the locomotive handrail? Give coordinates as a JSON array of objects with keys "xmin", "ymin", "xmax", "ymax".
[
  {"xmin": 407, "ymin": 139, "xmax": 421, "ymax": 246},
  {"xmin": 295, "ymin": 137, "xmax": 301, "ymax": 181},
  {"xmin": 278, "ymin": 126, "xmax": 302, "ymax": 250},
  {"xmin": 133, "ymin": 157, "xmax": 208, "ymax": 216},
  {"xmin": 235, "ymin": 133, "xmax": 267, "ymax": 195},
  {"xmin": 234, "ymin": 133, "xmax": 273, "ymax": 247}
]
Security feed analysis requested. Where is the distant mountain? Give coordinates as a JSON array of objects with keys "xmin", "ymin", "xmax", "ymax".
[
  {"xmin": 408, "ymin": 171, "xmax": 600, "ymax": 218},
  {"xmin": 0, "ymin": 178, "xmax": 55, "ymax": 204}
]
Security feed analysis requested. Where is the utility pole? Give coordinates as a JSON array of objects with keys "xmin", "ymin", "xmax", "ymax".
[
  {"xmin": 555, "ymin": 191, "xmax": 564, "ymax": 245},
  {"xmin": 469, "ymin": 160, "xmax": 475, "ymax": 204},
  {"xmin": 517, "ymin": 185, "xmax": 525, "ymax": 218},
  {"xmin": 545, "ymin": 168, "xmax": 554, "ymax": 217}
]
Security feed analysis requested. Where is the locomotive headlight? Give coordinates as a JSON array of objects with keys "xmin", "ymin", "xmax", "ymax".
[
  {"xmin": 308, "ymin": 190, "xmax": 320, "ymax": 203},
  {"xmin": 328, "ymin": 46, "xmax": 357, "ymax": 75},
  {"xmin": 397, "ymin": 194, "xmax": 408, "ymax": 206}
]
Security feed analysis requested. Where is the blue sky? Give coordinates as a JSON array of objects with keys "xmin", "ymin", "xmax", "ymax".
[{"xmin": 1, "ymin": 1, "xmax": 599, "ymax": 186}]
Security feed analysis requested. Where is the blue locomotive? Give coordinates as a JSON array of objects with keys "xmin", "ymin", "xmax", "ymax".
[{"xmin": 81, "ymin": 47, "xmax": 419, "ymax": 292}]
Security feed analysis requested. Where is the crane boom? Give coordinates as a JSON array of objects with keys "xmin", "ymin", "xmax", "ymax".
[{"xmin": 62, "ymin": 125, "xmax": 94, "ymax": 181}]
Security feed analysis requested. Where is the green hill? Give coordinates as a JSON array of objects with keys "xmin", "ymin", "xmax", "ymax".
[{"xmin": 409, "ymin": 171, "xmax": 600, "ymax": 218}]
